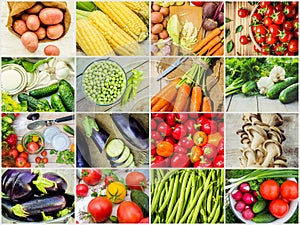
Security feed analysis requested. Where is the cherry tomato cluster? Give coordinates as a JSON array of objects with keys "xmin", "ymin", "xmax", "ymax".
[
  {"xmin": 151, "ymin": 113, "xmax": 224, "ymax": 168},
  {"xmin": 240, "ymin": 2, "xmax": 298, "ymax": 55},
  {"xmin": 35, "ymin": 150, "xmax": 48, "ymax": 165}
]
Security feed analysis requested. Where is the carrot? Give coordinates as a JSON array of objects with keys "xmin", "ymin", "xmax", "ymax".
[
  {"xmin": 151, "ymin": 78, "xmax": 180, "ymax": 107},
  {"xmin": 160, "ymin": 102, "xmax": 174, "ymax": 112},
  {"xmin": 183, "ymin": 96, "xmax": 191, "ymax": 112},
  {"xmin": 201, "ymin": 96, "xmax": 212, "ymax": 112},
  {"xmin": 151, "ymin": 86, "xmax": 178, "ymax": 112},
  {"xmin": 212, "ymin": 44, "xmax": 224, "ymax": 56},
  {"xmin": 206, "ymin": 42, "xmax": 222, "ymax": 56},
  {"xmin": 190, "ymin": 86, "xmax": 203, "ymax": 112},
  {"xmin": 192, "ymin": 26, "xmax": 223, "ymax": 53},
  {"xmin": 197, "ymin": 35, "xmax": 222, "ymax": 56},
  {"xmin": 173, "ymin": 83, "xmax": 191, "ymax": 112}
]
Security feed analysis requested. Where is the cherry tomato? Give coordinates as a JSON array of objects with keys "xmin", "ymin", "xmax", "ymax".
[
  {"xmin": 284, "ymin": 5, "xmax": 296, "ymax": 18},
  {"xmin": 288, "ymin": 39, "xmax": 298, "ymax": 52},
  {"xmin": 252, "ymin": 13, "xmax": 262, "ymax": 23},
  {"xmin": 191, "ymin": 2, "xmax": 205, "ymax": 7},
  {"xmin": 19, "ymin": 152, "xmax": 28, "ymax": 160},
  {"xmin": 117, "ymin": 201, "xmax": 143, "ymax": 223},
  {"xmin": 278, "ymin": 30, "xmax": 293, "ymax": 43},
  {"xmin": 254, "ymin": 45, "xmax": 261, "ymax": 53},
  {"xmin": 126, "ymin": 171, "xmax": 147, "ymax": 190},
  {"xmin": 27, "ymin": 142, "xmax": 39, "ymax": 153},
  {"xmin": 263, "ymin": 17, "xmax": 273, "ymax": 27},
  {"xmin": 76, "ymin": 183, "xmax": 89, "ymax": 197},
  {"xmin": 239, "ymin": 35, "xmax": 249, "ymax": 45},
  {"xmin": 82, "ymin": 169, "xmax": 102, "ymax": 186},
  {"xmin": 41, "ymin": 150, "xmax": 47, "ymax": 157},
  {"xmin": 273, "ymin": 12, "xmax": 286, "ymax": 25},
  {"xmin": 260, "ymin": 180, "xmax": 280, "ymax": 200},
  {"xmin": 255, "ymin": 25, "xmax": 267, "ymax": 35},
  {"xmin": 255, "ymin": 35, "xmax": 266, "ymax": 44},
  {"xmin": 104, "ymin": 176, "xmax": 115, "ymax": 187},
  {"xmin": 35, "ymin": 156, "xmax": 42, "ymax": 163},
  {"xmin": 42, "ymin": 157, "xmax": 48, "ymax": 164},
  {"xmin": 284, "ymin": 50, "xmax": 295, "ymax": 56},
  {"xmin": 15, "ymin": 156, "xmax": 27, "ymax": 167},
  {"xmin": 283, "ymin": 20, "xmax": 294, "ymax": 31},
  {"xmin": 238, "ymin": 8, "xmax": 249, "ymax": 18},
  {"xmin": 280, "ymin": 180, "xmax": 298, "ymax": 201},
  {"xmin": 274, "ymin": 43, "xmax": 286, "ymax": 55},
  {"xmin": 88, "ymin": 197, "xmax": 112, "ymax": 222},
  {"xmin": 275, "ymin": 3, "xmax": 285, "ymax": 12},
  {"xmin": 8, "ymin": 149, "xmax": 18, "ymax": 159},
  {"xmin": 266, "ymin": 5, "xmax": 275, "ymax": 17},
  {"xmin": 269, "ymin": 24, "xmax": 281, "ymax": 36},
  {"xmin": 266, "ymin": 35, "xmax": 278, "ymax": 44},
  {"xmin": 24, "ymin": 162, "xmax": 31, "ymax": 168},
  {"xmin": 260, "ymin": 1, "xmax": 271, "ymax": 8},
  {"xmin": 269, "ymin": 199, "xmax": 289, "ymax": 218}
]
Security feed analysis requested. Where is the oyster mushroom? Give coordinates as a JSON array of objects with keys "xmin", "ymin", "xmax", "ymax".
[
  {"xmin": 261, "ymin": 140, "xmax": 283, "ymax": 167},
  {"xmin": 248, "ymin": 126, "xmax": 268, "ymax": 150},
  {"xmin": 273, "ymin": 156, "xmax": 288, "ymax": 168},
  {"xmin": 242, "ymin": 148, "xmax": 256, "ymax": 167},
  {"xmin": 255, "ymin": 147, "xmax": 266, "ymax": 165},
  {"xmin": 260, "ymin": 113, "xmax": 283, "ymax": 126}
]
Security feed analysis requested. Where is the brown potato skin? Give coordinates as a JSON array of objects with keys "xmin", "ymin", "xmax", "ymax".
[
  {"xmin": 44, "ymin": 45, "xmax": 60, "ymax": 56},
  {"xmin": 13, "ymin": 20, "xmax": 28, "ymax": 35},
  {"xmin": 26, "ymin": 3, "xmax": 44, "ymax": 14},
  {"xmin": 46, "ymin": 24, "xmax": 64, "ymax": 40},
  {"xmin": 35, "ymin": 27, "xmax": 46, "ymax": 39},
  {"xmin": 39, "ymin": 8, "xmax": 64, "ymax": 25},
  {"xmin": 21, "ymin": 31, "xmax": 38, "ymax": 53},
  {"xmin": 26, "ymin": 15, "xmax": 40, "ymax": 31}
]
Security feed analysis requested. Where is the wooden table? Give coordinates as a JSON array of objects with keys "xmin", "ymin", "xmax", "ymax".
[
  {"xmin": 76, "ymin": 57, "xmax": 149, "ymax": 112},
  {"xmin": 226, "ymin": 94, "xmax": 298, "ymax": 112},
  {"xmin": 226, "ymin": 113, "xmax": 299, "ymax": 168},
  {"xmin": 13, "ymin": 113, "xmax": 75, "ymax": 168},
  {"xmin": 226, "ymin": 2, "xmax": 256, "ymax": 56}
]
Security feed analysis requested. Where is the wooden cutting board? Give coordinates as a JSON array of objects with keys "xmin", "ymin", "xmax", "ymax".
[{"xmin": 169, "ymin": 2, "xmax": 203, "ymax": 55}]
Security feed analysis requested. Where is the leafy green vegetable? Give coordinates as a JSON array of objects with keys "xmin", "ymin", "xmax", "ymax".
[
  {"xmin": 167, "ymin": 14, "xmax": 180, "ymax": 46},
  {"xmin": 2, "ymin": 58, "xmax": 52, "ymax": 73},
  {"xmin": 226, "ymin": 40, "xmax": 234, "ymax": 53},
  {"xmin": 225, "ymin": 29, "xmax": 231, "ymax": 39},
  {"xmin": 235, "ymin": 25, "xmax": 243, "ymax": 33},
  {"xmin": 50, "ymin": 149, "xmax": 74, "ymax": 165},
  {"xmin": 226, "ymin": 18, "xmax": 232, "ymax": 23}
]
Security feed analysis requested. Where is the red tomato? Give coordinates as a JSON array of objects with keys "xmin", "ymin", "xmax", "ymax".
[
  {"xmin": 41, "ymin": 150, "xmax": 47, "ymax": 157},
  {"xmin": 238, "ymin": 8, "xmax": 249, "ymax": 18},
  {"xmin": 24, "ymin": 162, "xmax": 31, "ymax": 168},
  {"xmin": 260, "ymin": 180, "xmax": 280, "ymax": 200},
  {"xmin": 27, "ymin": 142, "xmax": 39, "ymax": 153},
  {"xmin": 191, "ymin": 2, "xmax": 205, "ymax": 7},
  {"xmin": 279, "ymin": 30, "xmax": 293, "ymax": 43},
  {"xmin": 284, "ymin": 50, "xmax": 295, "ymax": 56},
  {"xmin": 266, "ymin": 5, "xmax": 275, "ymax": 17},
  {"xmin": 15, "ymin": 156, "xmax": 27, "ymax": 167},
  {"xmin": 266, "ymin": 35, "xmax": 278, "ymax": 44},
  {"xmin": 239, "ymin": 35, "xmax": 249, "ymax": 45},
  {"xmin": 19, "ymin": 152, "xmax": 28, "ymax": 160},
  {"xmin": 139, "ymin": 217, "xmax": 149, "ymax": 223},
  {"xmin": 255, "ymin": 34, "xmax": 265, "ymax": 44},
  {"xmin": 274, "ymin": 43, "xmax": 286, "ymax": 55},
  {"xmin": 35, "ymin": 156, "xmax": 41, "ymax": 163},
  {"xmin": 261, "ymin": 45, "xmax": 270, "ymax": 55},
  {"xmin": 82, "ymin": 169, "xmax": 102, "ymax": 186},
  {"xmin": 273, "ymin": 12, "xmax": 286, "ymax": 25},
  {"xmin": 76, "ymin": 183, "xmax": 89, "ymax": 197},
  {"xmin": 284, "ymin": 5, "xmax": 296, "ymax": 18},
  {"xmin": 117, "ymin": 201, "xmax": 144, "ymax": 223},
  {"xmin": 8, "ymin": 149, "xmax": 18, "ymax": 159},
  {"xmin": 269, "ymin": 199, "xmax": 289, "ymax": 218},
  {"xmin": 104, "ymin": 176, "xmax": 115, "ymax": 187},
  {"xmin": 42, "ymin": 157, "xmax": 48, "ymax": 164},
  {"xmin": 260, "ymin": 1, "xmax": 271, "ymax": 8},
  {"xmin": 269, "ymin": 24, "xmax": 281, "ymax": 36},
  {"xmin": 263, "ymin": 17, "xmax": 273, "ymax": 26},
  {"xmin": 88, "ymin": 197, "xmax": 112, "ymax": 222},
  {"xmin": 283, "ymin": 21, "xmax": 294, "ymax": 31},
  {"xmin": 275, "ymin": 3, "xmax": 285, "ymax": 12},
  {"xmin": 288, "ymin": 39, "xmax": 298, "ymax": 52},
  {"xmin": 280, "ymin": 180, "xmax": 298, "ymax": 201},
  {"xmin": 254, "ymin": 45, "xmax": 261, "ymax": 53},
  {"xmin": 126, "ymin": 172, "xmax": 147, "ymax": 190},
  {"xmin": 252, "ymin": 13, "xmax": 262, "ymax": 23},
  {"xmin": 256, "ymin": 25, "xmax": 268, "ymax": 35}
]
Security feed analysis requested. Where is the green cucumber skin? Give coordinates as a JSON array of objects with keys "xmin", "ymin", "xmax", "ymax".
[
  {"xmin": 266, "ymin": 77, "xmax": 298, "ymax": 99},
  {"xmin": 29, "ymin": 84, "xmax": 59, "ymax": 98},
  {"xmin": 51, "ymin": 94, "xmax": 67, "ymax": 112},
  {"xmin": 58, "ymin": 85, "xmax": 74, "ymax": 112},
  {"xmin": 252, "ymin": 200, "xmax": 267, "ymax": 214},
  {"xmin": 63, "ymin": 125, "xmax": 74, "ymax": 135},
  {"xmin": 252, "ymin": 213, "xmax": 276, "ymax": 223},
  {"xmin": 130, "ymin": 190, "xmax": 149, "ymax": 217},
  {"xmin": 279, "ymin": 83, "xmax": 298, "ymax": 104},
  {"xmin": 59, "ymin": 79, "xmax": 74, "ymax": 95},
  {"xmin": 242, "ymin": 81, "xmax": 257, "ymax": 94},
  {"xmin": 17, "ymin": 93, "xmax": 47, "ymax": 110}
]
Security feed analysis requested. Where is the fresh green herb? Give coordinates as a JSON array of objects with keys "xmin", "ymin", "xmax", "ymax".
[
  {"xmin": 2, "ymin": 58, "xmax": 52, "ymax": 73},
  {"xmin": 50, "ymin": 149, "xmax": 74, "ymax": 165},
  {"xmin": 2, "ymin": 93, "xmax": 28, "ymax": 112},
  {"xmin": 287, "ymin": 206, "xmax": 298, "ymax": 223},
  {"xmin": 235, "ymin": 25, "xmax": 243, "ymax": 33},
  {"xmin": 109, "ymin": 216, "xmax": 119, "ymax": 223},
  {"xmin": 225, "ymin": 204, "xmax": 240, "ymax": 223},
  {"xmin": 91, "ymin": 192, "xmax": 98, "ymax": 197},
  {"xmin": 226, "ymin": 40, "xmax": 234, "ymax": 53},
  {"xmin": 225, "ymin": 29, "xmax": 231, "ymax": 39},
  {"xmin": 226, "ymin": 18, "xmax": 232, "ymax": 23},
  {"xmin": 57, "ymin": 208, "xmax": 71, "ymax": 218}
]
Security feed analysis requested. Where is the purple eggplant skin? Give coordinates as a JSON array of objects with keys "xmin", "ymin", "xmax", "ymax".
[
  {"xmin": 111, "ymin": 114, "xmax": 149, "ymax": 150},
  {"xmin": 42, "ymin": 172, "xmax": 67, "ymax": 194},
  {"xmin": 2, "ymin": 169, "xmax": 20, "ymax": 195},
  {"xmin": 91, "ymin": 120, "xmax": 109, "ymax": 153},
  {"xmin": 76, "ymin": 145, "xmax": 90, "ymax": 167}
]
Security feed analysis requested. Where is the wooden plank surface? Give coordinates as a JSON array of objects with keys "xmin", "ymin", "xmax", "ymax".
[
  {"xmin": 76, "ymin": 57, "xmax": 149, "ymax": 112},
  {"xmin": 226, "ymin": 2, "xmax": 256, "ymax": 56},
  {"xmin": 226, "ymin": 113, "xmax": 298, "ymax": 168},
  {"xmin": 226, "ymin": 94, "xmax": 258, "ymax": 112}
]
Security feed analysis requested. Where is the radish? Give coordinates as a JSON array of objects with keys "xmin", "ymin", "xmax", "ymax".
[
  {"xmin": 239, "ymin": 182, "xmax": 250, "ymax": 193},
  {"xmin": 234, "ymin": 201, "xmax": 246, "ymax": 212},
  {"xmin": 242, "ymin": 208, "xmax": 255, "ymax": 220},
  {"xmin": 231, "ymin": 189, "xmax": 243, "ymax": 201},
  {"xmin": 242, "ymin": 192, "xmax": 256, "ymax": 205}
]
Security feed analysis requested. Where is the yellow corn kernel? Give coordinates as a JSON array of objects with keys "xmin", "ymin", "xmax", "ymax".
[{"xmin": 124, "ymin": 1, "xmax": 149, "ymax": 26}]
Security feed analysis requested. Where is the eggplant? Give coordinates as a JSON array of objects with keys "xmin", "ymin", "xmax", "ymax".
[
  {"xmin": 42, "ymin": 172, "xmax": 68, "ymax": 194},
  {"xmin": 111, "ymin": 114, "xmax": 149, "ymax": 150},
  {"xmin": 76, "ymin": 144, "xmax": 90, "ymax": 167},
  {"xmin": 11, "ymin": 195, "xmax": 66, "ymax": 218},
  {"xmin": 2, "ymin": 169, "xmax": 20, "ymax": 195}
]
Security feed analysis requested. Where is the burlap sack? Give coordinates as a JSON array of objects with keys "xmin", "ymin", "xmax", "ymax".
[{"xmin": 7, "ymin": 1, "xmax": 71, "ymax": 41}]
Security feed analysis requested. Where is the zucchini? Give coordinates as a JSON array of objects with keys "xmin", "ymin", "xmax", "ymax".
[
  {"xmin": 252, "ymin": 213, "xmax": 276, "ymax": 223},
  {"xmin": 242, "ymin": 80, "xmax": 257, "ymax": 94},
  {"xmin": 58, "ymin": 84, "xmax": 74, "ymax": 112},
  {"xmin": 113, "ymin": 146, "xmax": 130, "ymax": 164},
  {"xmin": 59, "ymin": 79, "xmax": 74, "ymax": 94},
  {"xmin": 116, "ymin": 153, "xmax": 133, "ymax": 168},
  {"xmin": 11, "ymin": 195, "xmax": 66, "ymax": 218},
  {"xmin": 252, "ymin": 199, "xmax": 267, "ymax": 213},
  {"xmin": 51, "ymin": 94, "xmax": 67, "ymax": 112},
  {"xmin": 29, "ymin": 84, "xmax": 59, "ymax": 98},
  {"xmin": 17, "ymin": 93, "xmax": 48, "ymax": 111},
  {"xmin": 63, "ymin": 125, "xmax": 74, "ymax": 136},
  {"xmin": 105, "ymin": 139, "xmax": 125, "ymax": 159},
  {"xmin": 266, "ymin": 77, "xmax": 298, "ymax": 99},
  {"xmin": 279, "ymin": 83, "xmax": 298, "ymax": 104},
  {"xmin": 130, "ymin": 190, "xmax": 149, "ymax": 217}
]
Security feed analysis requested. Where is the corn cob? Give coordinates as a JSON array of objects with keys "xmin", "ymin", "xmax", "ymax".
[
  {"xmin": 94, "ymin": 2, "xmax": 148, "ymax": 42},
  {"xmin": 124, "ymin": 1, "xmax": 149, "ymax": 26},
  {"xmin": 88, "ymin": 10, "xmax": 143, "ymax": 56},
  {"xmin": 76, "ymin": 19, "xmax": 115, "ymax": 56}
]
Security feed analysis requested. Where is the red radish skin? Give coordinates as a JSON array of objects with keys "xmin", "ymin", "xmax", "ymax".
[
  {"xmin": 239, "ymin": 182, "xmax": 251, "ymax": 193},
  {"xmin": 234, "ymin": 200, "xmax": 246, "ymax": 212},
  {"xmin": 231, "ymin": 189, "xmax": 243, "ymax": 201},
  {"xmin": 242, "ymin": 208, "xmax": 255, "ymax": 220},
  {"xmin": 242, "ymin": 192, "xmax": 256, "ymax": 205}
]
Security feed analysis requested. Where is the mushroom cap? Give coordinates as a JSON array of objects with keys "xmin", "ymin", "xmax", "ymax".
[{"xmin": 260, "ymin": 113, "xmax": 283, "ymax": 126}]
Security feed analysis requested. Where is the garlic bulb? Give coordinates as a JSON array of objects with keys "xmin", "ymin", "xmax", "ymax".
[
  {"xmin": 269, "ymin": 65, "xmax": 285, "ymax": 83},
  {"xmin": 55, "ymin": 61, "xmax": 71, "ymax": 79},
  {"xmin": 257, "ymin": 76, "xmax": 274, "ymax": 95}
]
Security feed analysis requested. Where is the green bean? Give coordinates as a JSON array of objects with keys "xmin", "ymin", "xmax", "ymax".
[
  {"xmin": 206, "ymin": 186, "xmax": 213, "ymax": 214},
  {"xmin": 158, "ymin": 175, "xmax": 175, "ymax": 213},
  {"xmin": 219, "ymin": 213, "xmax": 224, "ymax": 223},
  {"xmin": 183, "ymin": 172, "xmax": 194, "ymax": 211},
  {"xmin": 166, "ymin": 199, "xmax": 179, "ymax": 223},
  {"xmin": 166, "ymin": 173, "xmax": 179, "ymax": 219},
  {"xmin": 187, "ymin": 208, "xmax": 195, "ymax": 224},
  {"xmin": 159, "ymin": 184, "xmax": 167, "ymax": 208},
  {"xmin": 208, "ymin": 196, "xmax": 220, "ymax": 222},
  {"xmin": 153, "ymin": 214, "xmax": 160, "ymax": 224},
  {"xmin": 211, "ymin": 203, "xmax": 221, "ymax": 224},
  {"xmin": 200, "ymin": 208, "xmax": 207, "ymax": 223},
  {"xmin": 186, "ymin": 175, "xmax": 197, "ymax": 209}
]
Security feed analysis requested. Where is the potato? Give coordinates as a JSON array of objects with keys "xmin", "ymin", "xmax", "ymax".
[
  {"xmin": 162, "ymin": 19, "xmax": 168, "ymax": 28},
  {"xmin": 27, "ymin": 3, "xmax": 43, "ymax": 14},
  {"xmin": 34, "ymin": 27, "xmax": 46, "ymax": 39},
  {"xmin": 152, "ymin": 4, "xmax": 161, "ymax": 12},
  {"xmin": 151, "ymin": 23, "xmax": 164, "ymax": 34},
  {"xmin": 44, "ymin": 45, "xmax": 60, "ymax": 56},
  {"xmin": 160, "ymin": 7, "xmax": 169, "ymax": 17},
  {"xmin": 151, "ymin": 33, "xmax": 159, "ymax": 43},
  {"xmin": 26, "ymin": 15, "xmax": 40, "ymax": 31},
  {"xmin": 13, "ymin": 20, "xmax": 28, "ymax": 35},
  {"xmin": 46, "ymin": 24, "xmax": 64, "ymax": 40},
  {"xmin": 21, "ymin": 14, "xmax": 29, "ymax": 21},
  {"xmin": 151, "ymin": 12, "xmax": 164, "ymax": 24},
  {"xmin": 159, "ymin": 29, "xmax": 169, "ymax": 39},
  {"xmin": 39, "ymin": 8, "xmax": 64, "ymax": 25},
  {"xmin": 21, "ymin": 31, "xmax": 38, "ymax": 53}
]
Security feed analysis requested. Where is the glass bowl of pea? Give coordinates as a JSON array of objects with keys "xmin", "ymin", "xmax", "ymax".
[{"xmin": 82, "ymin": 60, "xmax": 127, "ymax": 106}]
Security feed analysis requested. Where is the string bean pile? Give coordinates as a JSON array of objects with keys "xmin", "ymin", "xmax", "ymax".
[{"xmin": 151, "ymin": 169, "xmax": 224, "ymax": 224}]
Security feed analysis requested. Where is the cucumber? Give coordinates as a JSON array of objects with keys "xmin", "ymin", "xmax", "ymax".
[
  {"xmin": 252, "ymin": 199, "xmax": 267, "ymax": 213},
  {"xmin": 252, "ymin": 213, "xmax": 276, "ymax": 223},
  {"xmin": 279, "ymin": 83, "xmax": 298, "ymax": 104},
  {"xmin": 105, "ymin": 139, "xmax": 124, "ymax": 159},
  {"xmin": 17, "ymin": 93, "xmax": 48, "ymax": 111},
  {"xmin": 40, "ymin": 99, "xmax": 51, "ymax": 109},
  {"xmin": 266, "ymin": 77, "xmax": 298, "ymax": 99},
  {"xmin": 29, "ymin": 84, "xmax": 59, "ymax": 98},
  {"xmin": 63, "ymin": 125, "xmax": 74, "ymax": 136},
  {"xmin": 58, "ymin": 85, "xmax": 74, "ymax": 112},
  {"xmin": 130, "ymin": 190, "xmax": 149, "ymax": 217},
  {"xmin": 242, "ymin": 80, "xmax": 257, "ymax": 94},
  {"xmin": 59, "ymin": 79, "xmax": 74, "ymax": 95},
  {"xmin": 51, "ymin": 94, "xmax": 67, "ymax": 112}
]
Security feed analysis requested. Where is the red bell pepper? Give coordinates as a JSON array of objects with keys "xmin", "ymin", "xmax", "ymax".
[
  {"xmin": 156, "ymin": 141, "xmax": 174, "ymax": 157},
  {"xmin": 190, "ymin": 146, "xmax": 203, "ymax": 163},
  {"xmin": 200, "ymin": 119, "xmax": 218, "ymax": 134},
  {"xmin": 152, "ymin": 113, "xmax": 165, "ymax": 119},
  {"xmin": 171, "ymin": 153, "xmax": 190, "ymax": 168},
  {"xmin": 157, "ymin": 121, "xmax": 172, "ymax": 137},
  {"xmin": 151, "ymin": 131, "xmax": 163, "ymax": 142},
  {"xmin": 151, "ymin": 143, "xmax": 156, "ymax": 156},
  {"xmin": 175, "ymin": 113, "xmax": 189, "ymax": 123},
  {"xmin": 178, "ymin": 135, "xmax": 194, "ymax": 149},
  {"xmin": 165, "ymin": 136, "xmax": 176, "ymax": 145},
  {"xmin": 172, "ymin": 124, "xmax": 187, "ymax": 140},
  {"xmin": 165, "ymin": 113, "xmax": 176, "ymax": 126},
  {"xmin": 188, "ymin": 113, "xmax": 199, "ymax": 119},
  {"xmin": 202, "ymin": 143, "xmax": 218, "ymax": 159},
  {"xmin": 174, "ymin": 144, "xmax": 188, "ymax": 154},
  {"xmin": 151, "ymin": 156, "xmax": 166, "ymax": 168},
  {"xmin": 194, "ymin": 161, "xmax": 213, "ymax": 168},
  {"xmin": 213, "ymin": 154, "xmax": 224, "ymax": 168},
  {"xmin": 218, "ymin": 122, "xmax": 224, "ymax": 136},
  {"xmin": 203, "ymin": 113, "xmax": 217, "ymax": 119},
  {"xmin": 6, "ymin": 134, "xmax": 17, "ymax": 146},
  {"xmin": 151, "ymin": 119, "xmax": 157, "ymax": 130},
  {"xmin": 217, "ymin": 138, "xmax": 224, "ymax": 155},
  {"xmin": 185, "ymin": 119, "xmax": 200, "ymax": 135}
]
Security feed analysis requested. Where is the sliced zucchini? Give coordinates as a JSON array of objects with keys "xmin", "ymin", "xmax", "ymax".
[
  {"xmin": 105, "ymin": 139, "xmax": 124, "ymax": 159},
  {"xmin": 113, "ymin": 146, "xmax": 130, "ymax": 164},
  {"xmin": 117, "ymin": 154, "xmax": 134, "ymax": 168},
  {"xmin": 128, "ymin": 160, "xmax": 136, "ymax": 168}
]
